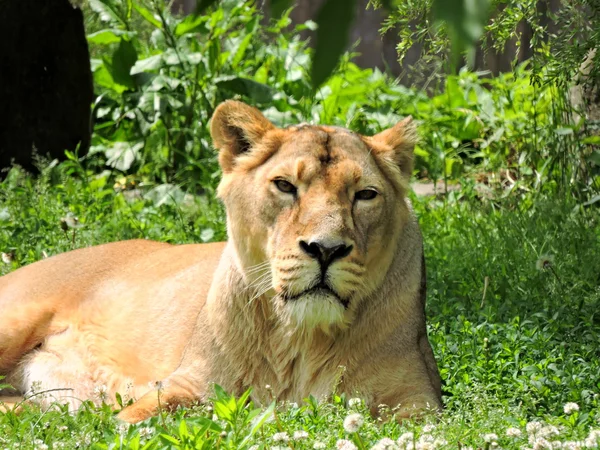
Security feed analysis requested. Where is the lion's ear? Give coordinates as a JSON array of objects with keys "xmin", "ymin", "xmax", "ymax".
[
  {"xmin": 369, "ymin": 117, "xmax": 417, "ymax": 180},
  {"xmin": 210, "ymin": 100, "xmax": 275, "ymax": 172}
]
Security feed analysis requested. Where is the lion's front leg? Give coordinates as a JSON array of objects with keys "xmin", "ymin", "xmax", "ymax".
[
  {"xmin": 117, "ymin": 375, "xmax": 204, "ymax": 423},
  {"xmin": 368, "ymin": 345, "xmax": 442, "ymax": 421}
]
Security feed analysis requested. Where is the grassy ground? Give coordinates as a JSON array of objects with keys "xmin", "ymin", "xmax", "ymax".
[{"xmin": 0, "ymin": 165, "xmax": 599, "ymax": 449}]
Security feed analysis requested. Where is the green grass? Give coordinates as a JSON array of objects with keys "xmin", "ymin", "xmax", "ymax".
[{"xmin": 0, "ymin": 165, "xmax": 599, "ymax": 449}]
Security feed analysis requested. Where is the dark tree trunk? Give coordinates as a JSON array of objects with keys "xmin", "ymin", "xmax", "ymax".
[{"xmin": 0, "ymin": 0, "xmax": 93, "ymax": 174}]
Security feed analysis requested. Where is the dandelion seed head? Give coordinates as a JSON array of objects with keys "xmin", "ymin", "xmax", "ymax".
[
  {"xmin": 348, "ymin": 397, "xmax": 362, "ymax": 408},
  {"xmin": 273, "ymin": 432, "xmax": 290, "ymax": 442},
  {"xmin": 397, "ymin": 432, "xmax": 415, "ymax": 450},
  {"xmin": 149, "ymin": 380, "xmax": 169, "ymax": 391},
  {"xmin": 371, "ymin": 437, "xmax": 399, "ymax": 450},
  {"xmin": 93, "ymin": 384, "xmax": 108, "ymax": 401},
  {"xmin": 294, "ymin": 430, "xmax": 309, "ymax": 441},
  {"xmin": 536, "ymin": 254, "xmax": 555, "ymax": 271},
  {"xmin": 343, "ymin": 413, "xmax": 364, "ymax": 433},
  {"xmin": 337, "ymin": 439, "xmax": 358, "ymax": 450}
]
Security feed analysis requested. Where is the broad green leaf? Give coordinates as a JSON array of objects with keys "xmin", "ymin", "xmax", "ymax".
[
  {"xmin": 110, "ymin": 39, "xmax": 138, "ymax": 89},
  {"xmin": 145, "ymin": 184, "xmax": 186, "ymax": 207},
  {"xmin": 174, "ymin": 14, "xmax": 209, "ymax": 36},
  {"xmin": 201, "ymin": 228, "xmax": 215, "ymax": 242},
  {"xmin": 87, "ymin": 29, "xmax": 135, "ymax": 45},
  {"xmin": 216, "ymin": 76, "xmax": 273, "ymax": 103},
  {"xmin": 239, "ymin": 401, "xmax": 276, "ymax": 447},
  {"xmin": 93, "ymin": 63, "xmax": 128, "ymax": 94},
  {"xmin": 311, "ymin": 0, "xmax": 357, "ymax": 89},
  {"xmin": 130, "ymin": 54, "xmax": 163, "ymax": 75},
  {"xmin": 105, "ymin": 142, "xmax": 143, "ymax": 171},
  {"xmin": 159, "ymin": 434, "xmax": 181, "ymax": 445},
  {"xmin": 132, "ymin": 3, "xmax": 162, "ymax": 29},
  {"xmin": 582, "ymin": 135, "xmax": 600, "ymax": 145},
  {"xmin": 270, "ymin": 0, "xmax": 293, "ymax": 18}
]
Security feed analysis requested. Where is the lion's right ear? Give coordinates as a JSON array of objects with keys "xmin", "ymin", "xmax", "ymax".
[{"xmin": 210, "ymin": 100, "xmax": 275, "ymax": 172}]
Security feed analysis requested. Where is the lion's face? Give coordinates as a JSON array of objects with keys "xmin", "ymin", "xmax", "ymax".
[{"xmin": 211, "ymin": 102, "xmax": 416, "ymax": 330}]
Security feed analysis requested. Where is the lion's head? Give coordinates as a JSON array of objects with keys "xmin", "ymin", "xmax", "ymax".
[{"xmin": 211, "ymin": 101, "xmax": 417, "ymax": 330}]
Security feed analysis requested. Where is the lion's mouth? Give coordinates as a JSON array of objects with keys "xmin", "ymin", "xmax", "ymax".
[{"xmin": 283, "ymin": 282, "xmax": 349, "ymax": 308}]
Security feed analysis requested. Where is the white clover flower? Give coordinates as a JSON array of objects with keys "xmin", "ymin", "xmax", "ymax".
[
  {"xmin": 248, "ymin": 446, "xmax": 259, "ymax": 450},
  {"xmin": 1, "ymin": 252, "xmax": 14, "ymax": 264},
  {"xmin": 270, "ymin": 447, "xmax": 291, "ymax": 450},
  {"xmin": 533, "ymin": 437, "xmax": 553, "ymax": 450},
  {"xmin": 337, "ymin": 439, "xmax": 358, "ymax": 450},
  {"xmin": 433, "ymin": 438, "xmax": 448, "ymax": 448},
  {"xmin": 138, "ymin": 427, "xmax": 154, "ymax": 438},
  {"xmin": 58, "ymin": 426, "xmax": 68, "ymax": 432},
  {"xmin": 483, "ymin": 434, "xmax": 498, "ymax": 443},
  {"xmin": 294, "ymin": 430, "xmax": 309, "ymax": 441},
  {"xmin": 562, "ymin": 441, "xmax": 583, "ymax": 450},
  {"xmin": 273, "ymin": 432, "xmax": 290, "ymax": 442},
  {"xmin": 348, "ymin": 398, "xmax": 362, "ymax": 408},
  {"xmin": 540, "ymin": 426, "xmax": 560, "ymax": 438},
  {"xmin": 313, "ymin": 442, "xmax": 327, "ymax": 449},
  {"xmin": 564, "ymin": 403, "xmax": 580, "ymax": 415},
  {"xmin": 288, "ymin": 402, "xmax": 299, "ymax": 409},
  {"xmin": 551, "ymin": 440, "xmax": 563, "ymax": 449},
  {"xmin": 506, "ymin": 427, "xmax": 522, "ymax": 438},
  {"xmin": 584, "ymin": 429, "xmax": 600, "ymax": 448},
  {"xmin": 343, "ymin": 413, "xmax": 364, "ymax": 433},
  {"xmin": 371, "ymin": 437, "xmax": 399, "ymax": 450},
  {"xmin": 527, "ymin": 422, "xmax": 544, "ymax": 435},
  {"xmin": 423, "ymin": 424, "xmax": 436, "ymax": 433}
]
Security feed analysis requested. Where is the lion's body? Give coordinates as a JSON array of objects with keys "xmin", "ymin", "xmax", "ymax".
[
  {"xmin": 0, "ymin": 240, "xmax": 223, "ymax": 407},
  {"xmin": 0, "ymin": 101, "xmax": 441, "ymax": 422}
]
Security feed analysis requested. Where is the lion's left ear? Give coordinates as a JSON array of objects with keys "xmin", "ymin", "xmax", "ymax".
[
  {"xmin": 210, "ymin": 100, "xmax": 275, "ymax": 172},
  {"xmin": 369, "ymin": 117, "xmax": 417, "ymax": 180}
]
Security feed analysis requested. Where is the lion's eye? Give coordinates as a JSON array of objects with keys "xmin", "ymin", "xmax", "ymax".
[
  {"xmin": 355, "ymin": 189, "xmax": 378, "ymax": 201},
  {"xmin": 274, "ymin": 179, "xmax": 297, "ymax": 194}
]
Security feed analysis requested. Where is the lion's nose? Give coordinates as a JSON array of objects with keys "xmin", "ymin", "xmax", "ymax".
[{"xmin": 299, "ymin": 240, "xmax": 353, "ymax": 267}]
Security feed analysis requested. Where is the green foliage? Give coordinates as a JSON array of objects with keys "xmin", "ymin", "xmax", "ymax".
[
  {"xmin": 81, "ymin": 0, "xmax": 600, "ymax": 200},
  {"xmin": 1, "ymin": 166, "xmax": 599, "ymax": 447},
  {"xmin": 86, "ymin": 0, "xmax": 315, "ymax": 191}
]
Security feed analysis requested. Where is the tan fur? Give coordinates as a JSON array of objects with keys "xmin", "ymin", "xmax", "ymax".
[{"xmin": 0, "ymin": 101, "xmax": 441, "ymax": 422}]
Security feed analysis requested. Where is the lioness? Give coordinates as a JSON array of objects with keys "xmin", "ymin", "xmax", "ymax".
[{"xmin": 0, "ymin": 101, "xmax": 441, "ymax": 423}]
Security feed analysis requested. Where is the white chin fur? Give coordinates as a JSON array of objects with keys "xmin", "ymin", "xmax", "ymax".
[{"xmin": 284, "ymin": 292, "xmax": 346, "ymax": 330}]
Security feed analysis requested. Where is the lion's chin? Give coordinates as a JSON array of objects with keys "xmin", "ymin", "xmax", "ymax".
[{"xmin": 283, "ymin": 290, "xmax": 347, "ymax": 330}]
